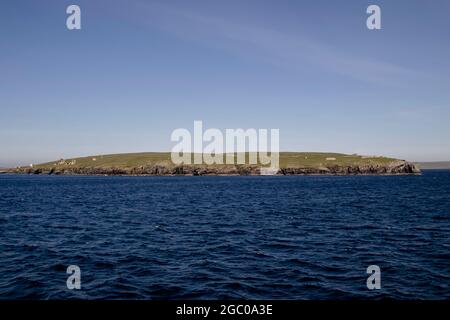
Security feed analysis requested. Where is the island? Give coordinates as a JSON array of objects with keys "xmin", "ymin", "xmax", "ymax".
[
  {"xmin": 415, "ymin": 161, "xmax": 450, "ymax": 170},
  {"xmin": 6, "ymin": 152, "xmax": 421, "ymax": 176}
]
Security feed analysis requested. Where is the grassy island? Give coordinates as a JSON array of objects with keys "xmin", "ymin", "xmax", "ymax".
[{"xmin": 8, "ymin": 152, "xmax": 421, "ymax": 176}]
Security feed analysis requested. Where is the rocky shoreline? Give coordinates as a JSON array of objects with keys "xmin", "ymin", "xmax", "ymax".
[{"xmin": 8, "ymin": 160, "xmax": 421, "ymax": 176}]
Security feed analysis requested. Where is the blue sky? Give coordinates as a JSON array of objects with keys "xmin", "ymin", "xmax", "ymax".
[{"xmin": 1, "ymin": 0, "xmax": 450, "ymax": 166}]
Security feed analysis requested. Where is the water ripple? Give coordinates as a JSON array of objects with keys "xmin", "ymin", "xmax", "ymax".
[{"xmin": 0, "ymin": 171, "xmax": 449, "ymax": 299}]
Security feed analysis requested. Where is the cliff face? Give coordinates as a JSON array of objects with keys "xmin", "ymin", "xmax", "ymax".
[
  {"xmin": 280, "ymin": 160, "xmax": 420, "ymax": 175},
  {"xmin": 11, "ymin": 160, "xmax": 420, "ymax": 176}
]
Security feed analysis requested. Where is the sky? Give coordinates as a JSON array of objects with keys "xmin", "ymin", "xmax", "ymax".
[{"xmin": 1, "ymin": 0, "xmax": 450, "ymax": 167}]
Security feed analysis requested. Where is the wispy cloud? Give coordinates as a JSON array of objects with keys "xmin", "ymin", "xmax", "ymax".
[{"xmin": 131, "ymin": 2, "xmax": 417, "ymax": 86}]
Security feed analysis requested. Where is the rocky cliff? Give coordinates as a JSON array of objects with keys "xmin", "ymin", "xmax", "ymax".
[{"xmin": 10, "ymin": 160, "xmax": 420, "ymax": 176}]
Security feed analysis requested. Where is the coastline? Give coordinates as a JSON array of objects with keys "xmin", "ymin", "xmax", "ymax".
[{"xmin": 6, "ymin": 160, "xmax": 421, "ymax": 176}]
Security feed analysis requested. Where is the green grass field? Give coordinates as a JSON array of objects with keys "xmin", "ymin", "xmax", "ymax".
[{"xmin": 32, "ymin": 152, "xmax": 398, "ymax": 170}]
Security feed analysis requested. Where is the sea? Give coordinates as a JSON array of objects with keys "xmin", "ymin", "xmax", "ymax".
[{"xmin": 0, "ymin": 171, "xmax": 449, "ymax": 299}]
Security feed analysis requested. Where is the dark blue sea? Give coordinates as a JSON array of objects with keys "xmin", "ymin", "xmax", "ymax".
[{"xmin": 0, "ymin": 171, "xmax": 449, "ymax": 300}]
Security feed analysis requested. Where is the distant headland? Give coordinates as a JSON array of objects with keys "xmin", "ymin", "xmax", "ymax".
[
  {"xmin": 415, "ymin": 161, "xmax": 450, "ymax": 170},
  {"xmin": 4, "ymin": 152, "xmax": 421, "ymax": 176}
]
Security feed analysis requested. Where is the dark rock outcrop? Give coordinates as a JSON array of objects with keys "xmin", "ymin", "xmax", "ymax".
[{"xmin": 9, "ymin": 160, "xmax": 421, "ymax": 176}]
